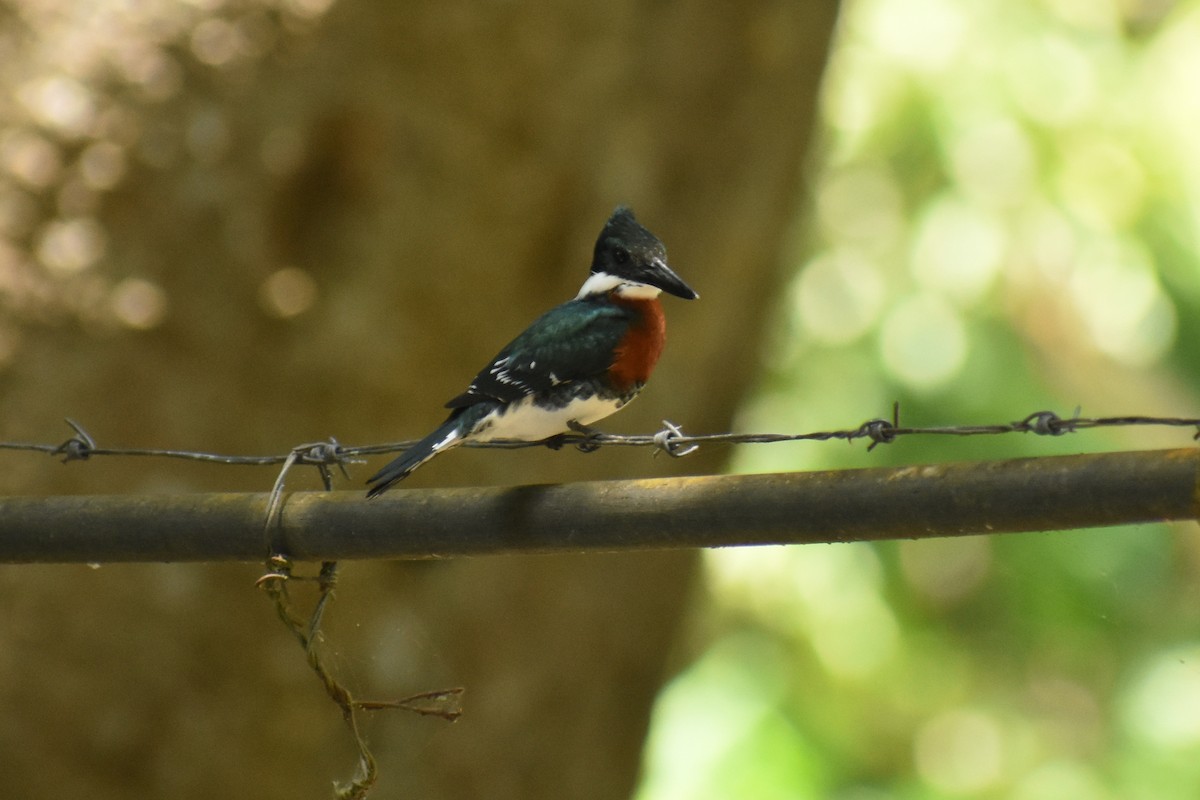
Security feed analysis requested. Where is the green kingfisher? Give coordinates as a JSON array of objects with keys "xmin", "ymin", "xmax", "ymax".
[{"xmin": 366, "ymin": 206, "xmax": 697, "ymax": 497}]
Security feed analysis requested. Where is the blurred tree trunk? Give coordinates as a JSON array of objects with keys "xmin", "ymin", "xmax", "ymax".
[{"xmin": 0, "ymin": 1, "xmax": 839, "ymax": 798}]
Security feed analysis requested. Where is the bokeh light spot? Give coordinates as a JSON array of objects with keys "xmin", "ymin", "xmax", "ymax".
[
  {"xmin": 706, "ymin": 544, "xmax": 898, "ymax": 681},
  {"xmin": 1069, "ymin": 241, "xmax": 1175, "ymax": 366},
  {"xmin": 1122, "ymin": 645, "xmax": 1200, "ymax": 749},
  {"xmin": 879, "ymin": 293, "xmax": 968, "ymax": 390},
  {"xmin": 817, "ymin": 165, "xmax": 904, "ymax": 247},
  {"xmin": 36, "ymin": 217, "xmax": 106, "ymax": 274},
  {"xmin": 899, "ymin": 537, "xmax": 992, "ymax": 607},
  {"xmin": 1057, "ymin": 138, "xmax": 1146, "ymax": 230},
  {"xmin": 910, "ymin": 194, "xmax": 1004, "ymax": 306},
  {"xmin": 1013, "ymin": 759, "xmax": 1110, "ymax": 800},
  {"xmin": 260, "ymin": 267, "xmax": 318, "ymax": 318},
  {"xmin": 915, "ymin": 709, "xmax": 1005, "ymax": 794},
  {"xmin": 118, "ymin": 45, "xmax": 183, "ymax": 101},
  {"xmin": 809, "ymin": 589, "xmax": 899, "ymax": 679},
  {"xmin": 191, "ymin": 18, "xmax": 243, "ymax": 67},
  {"xmin": 948, "ymin": 117, "xmax": 1037, "ymax": 209},
  {"xmin": 861, "ymin": 0, "xmax": 966, "ymax": 73},
  {"xmin": 1, "ymin": 129, "xmax": 62, "ymax": 189},
  {"xmin": 110, "ymin": 278, "xmax": 169, "ymax": 330},
  {"xmin": 19, "ymin": 76, "xmax": 97, "ymax": 140},
  {"xmin": 1004, "ymin": 35, "xmax": 1097, "ymax": 126},
  {"xmin": 794, "ymin": 250, "xmax": 885, "ymax": 344},
  {"xmin": 284, "ymin": 0, "xmax": 339, "ymax": 19}
]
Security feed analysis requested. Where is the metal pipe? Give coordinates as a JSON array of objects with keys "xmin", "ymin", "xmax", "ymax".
[{"xmin": 1, "ymin": 448, "xmax": 1196, "ymax": 563}]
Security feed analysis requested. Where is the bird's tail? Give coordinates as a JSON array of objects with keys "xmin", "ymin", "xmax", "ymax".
[{"xmin": 366, "ymin": 414, "xmax": 465, "ymax": 498}]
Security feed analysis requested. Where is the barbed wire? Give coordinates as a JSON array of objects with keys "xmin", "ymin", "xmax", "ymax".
[
  {"xmin": 11, "ymin": 405, "xmax": 1200, "ymax": 799},
  {"xmin": 8, "ymin": 408, "xmax": 1200, "ymax": 475}
]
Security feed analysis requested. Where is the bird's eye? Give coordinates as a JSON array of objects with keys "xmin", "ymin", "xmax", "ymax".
[{"xmin": 614, "ymin": 247, "xmax": 629, "ymax": 264}]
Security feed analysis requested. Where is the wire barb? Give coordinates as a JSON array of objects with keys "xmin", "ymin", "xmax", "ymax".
[
  {"xmin": 858, "ymin": 419, "xmax": 897, "ymax": 451},
  {"xmin": 53, "ymin": 418, "xmax": 97, "ymax": 462},
  {"xmin": 1019, "ymin": 410, "xmax": 1071, "ymax": 436},
  {"xmin": 294, "ymin": 437, "xmax": 360, "ymax": 478},
  {"xmin": 653, "ymin": 420, "xmax": 700, "ymax": 458}
]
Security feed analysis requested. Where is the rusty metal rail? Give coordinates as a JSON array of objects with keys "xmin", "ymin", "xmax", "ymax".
[{"xmin": 1, "ymin": 448, "xmax": 1196, "ymax": 563}]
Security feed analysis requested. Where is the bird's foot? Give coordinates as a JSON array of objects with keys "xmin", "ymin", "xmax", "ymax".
[
  {"xmin": 567, "ymin": 419, "xmax": 602, "ymax": 453},
  {"xmin": 546, "ymin": 421, "xmax": 603, "ymax": 452}
]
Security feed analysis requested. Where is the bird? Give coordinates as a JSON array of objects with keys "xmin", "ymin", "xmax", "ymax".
[{"xmin": 365, "ymin": 206, "xmax": 697, "ymax": 498}]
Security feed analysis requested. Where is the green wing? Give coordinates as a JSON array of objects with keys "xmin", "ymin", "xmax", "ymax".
[{"xmin": 445, "ymin": 298, "xmax": 633, "ymax": 408}]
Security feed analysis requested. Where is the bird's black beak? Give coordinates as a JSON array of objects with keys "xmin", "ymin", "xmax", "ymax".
[{"xmin": 647, "ymin": 258, "xmax": 699, "ymax": 300}]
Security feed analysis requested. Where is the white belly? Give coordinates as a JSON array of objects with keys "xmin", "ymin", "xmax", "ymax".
[{"xmin": 470, "ymin": 394, "xmax": 627, "ymax": 442}]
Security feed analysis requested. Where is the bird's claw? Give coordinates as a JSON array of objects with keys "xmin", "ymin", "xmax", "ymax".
[
  {"xmin": 543, "ymin": 423, "xmax": 602, "ymax": 452},
  {"xmin": 566, "ymin": 420, "xmax": 602, "ymax": 453},
  {"xmin": 566, "ymin": 419, "xmax": 594, "ymax": 435}
]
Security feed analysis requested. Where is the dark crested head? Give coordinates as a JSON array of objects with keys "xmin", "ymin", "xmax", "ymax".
[{"xmin": 583, "ymin": 206, "xmax": 698, "ymax": 300}]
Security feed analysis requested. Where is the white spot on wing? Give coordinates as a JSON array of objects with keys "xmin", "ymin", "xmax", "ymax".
[{"xmin": 433, "ymin": 428, "xmax": 460, "ymax": 451}]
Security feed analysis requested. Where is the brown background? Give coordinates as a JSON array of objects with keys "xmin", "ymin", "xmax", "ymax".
[{"xmin": 0, "ymin": 2, "xmax": 839, "ymax": 797}]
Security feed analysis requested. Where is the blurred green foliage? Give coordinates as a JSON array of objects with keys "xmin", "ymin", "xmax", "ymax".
[{"xmin": 638, "ymin": 1, "xmax": 1200, "ymax": 797}]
